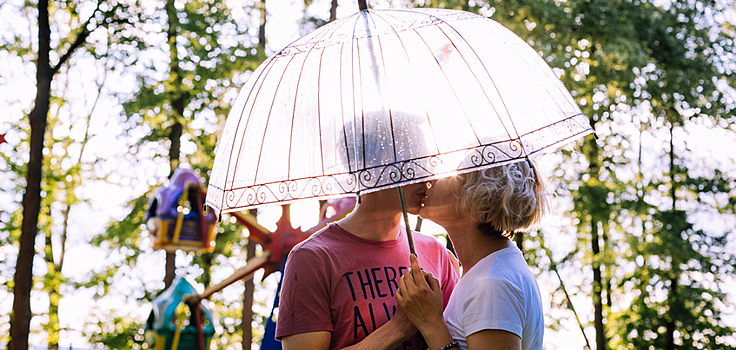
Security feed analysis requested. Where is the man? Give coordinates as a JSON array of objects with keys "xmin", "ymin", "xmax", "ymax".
[{"xmin": 276, "ymin": 181, "xmax": 459, "ymax": 350}]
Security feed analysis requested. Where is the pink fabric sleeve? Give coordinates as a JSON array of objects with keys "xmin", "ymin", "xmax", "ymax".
[
  {"xmin": 276, "ymin": 247, "xmax": 334, "ymax": 338},
  {"xmin": 440, "ymin": 249, "xmax": 458, "ymax": 309}
]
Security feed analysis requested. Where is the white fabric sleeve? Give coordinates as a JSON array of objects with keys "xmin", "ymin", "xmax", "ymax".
[{"xmin": 459, "ymin": 276, "xmax": 525, "ymax": 338}]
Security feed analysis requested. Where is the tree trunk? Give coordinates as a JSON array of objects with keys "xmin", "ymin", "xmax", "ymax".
[
  {"xmin": 9, "ymin": 1, "xmax": 52, "ymax": 349},
  {"xmin": 242, "ymin": 210, "xmax": 258, "ymax": 350},
  {"xmin": 445, "ymin": 234, "xmax": 455, "ymax": 256},
  {"xmin": 514, "ymin": 232, "xmax": 523, "ymax": 251},
  {"xmin": 329, "ymin": 0, "xmax": 338, "ymax": 21},
  {"xmin": 414, "ymin": 217, "xmax": 423, "ymax": 232},
  {"xmin": 664, "ymin": 123, "xmax": 677, "ymax": 350},
  {"xmin": 44, "ymin": 204, "xmax": 68, "ymax": 350},
  {"xmin": 668, "ymin": 124, "xmax": 676, "ymax": 210},
  {"xmin": 591, "ymin": 221, "xmax": 605, "ymax": 350},
  {"xmin": 241, "ymin": 5, "xmax": 268, "ymax": 347},
  {"xmin": 164, "ymin": 253, "xmax": 176, "ymax": 289},
  {"xmin": 166, "ymin": 0, "xmax": 183, "ymax": 176},
  {"xmin": 665, "ymin": 275, "xmax": 677, "ymax": 350},
  {"xmin": 163, "ymin": 0, "xmax": 184, "ymax": 289},
  {"xmin": 169, "ymin": 122, "xmax": 182, "ymax": 175},
  {"xmin": 258, "ymin": 0, "xmax": 266, "ymax": 53},
  {"xmin": 202, "ymin": 252, "xmax": 213, "ymax": 288},
  {"xmin": 585, "ymin": 121, "xmax": 607, "ymax": 350},
  {"xmin": 44, "ymin": 228, "xmax": 61, "ymax": 350},
  {"xmin": 164, "ymin": 122, "xmax": 181, "ymax": 288},
  {"xmin": 603, "ymin": 233, "xmax": 612, "ymax": 310},
  {"xmin": 242, "ymin": 240, "xmax": 257, "ymax": 349}
]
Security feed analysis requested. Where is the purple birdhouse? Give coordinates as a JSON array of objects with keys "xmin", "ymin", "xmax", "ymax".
[{"xmin": 146, "ymin": 168, "xmax": 217, "ymax": 253}]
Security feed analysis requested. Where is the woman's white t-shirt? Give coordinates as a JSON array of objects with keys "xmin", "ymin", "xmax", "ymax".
[{"xmin": 443, "ymin": 247, "xmax": 544, "ymax": 350}]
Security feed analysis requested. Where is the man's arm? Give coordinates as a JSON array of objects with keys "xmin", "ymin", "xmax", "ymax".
[
  {"xmin": 281, "ymin": 309, "xmax": 417, "ymax": 350},
  {"xmin": 281, "ymin": 331, "xmax": 331, "ymax": 350}
]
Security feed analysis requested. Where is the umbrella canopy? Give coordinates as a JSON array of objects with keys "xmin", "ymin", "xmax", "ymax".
[{"xmin": 206, "ymin": 8, "xmax": 594, "ymax": 217}]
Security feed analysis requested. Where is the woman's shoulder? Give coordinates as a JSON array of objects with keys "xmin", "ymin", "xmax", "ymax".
[{"xmin": 471, "ymin": 251, "xmax": 534, "ymax": 285}]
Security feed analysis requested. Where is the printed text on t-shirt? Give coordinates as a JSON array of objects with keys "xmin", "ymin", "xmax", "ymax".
[{"xmin": 341, "ymin": 265, "xmax": 413, "ymax": 349}]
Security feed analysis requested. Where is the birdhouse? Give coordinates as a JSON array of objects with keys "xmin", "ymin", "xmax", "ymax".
[
  {"xmin": 144, "ymin": 277, "xmax": 217, "ymax": 350},
  {"xmin": 146, "ymin": 168, "xmax": 217, "ymax": 253}
]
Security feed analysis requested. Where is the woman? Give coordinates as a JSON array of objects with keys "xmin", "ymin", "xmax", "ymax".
[{"xmin": 396, "ymin": 161, "xmax": 548, "ymax": 350}]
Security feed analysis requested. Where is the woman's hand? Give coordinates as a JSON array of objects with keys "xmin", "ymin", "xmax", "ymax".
[{"xmin": 395, "ymin": 254, "xmax": 445, "ymax": 332}]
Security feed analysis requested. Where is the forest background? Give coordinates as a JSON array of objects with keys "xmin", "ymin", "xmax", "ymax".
[{"xmin": 1, "ymin": 0, "xmax": 736, "ymax": 349}]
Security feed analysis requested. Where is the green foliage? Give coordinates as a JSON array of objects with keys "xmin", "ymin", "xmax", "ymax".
[
  {"xmin": 0, "ymin": 121, "xmax": 28, "ymax": 248},
  {"xmin": 418, "ymin": 0, "xmax": 736, "ymax": 348},
  {"xmin": 1, "ymin": 0, "xmax": 156, "ymax": 346},
  {"xmin": 85, "ymin": 316, "xmax": 146, "ymax": 349},
  {"xmin": 87, "ymin": 0, "xmax": 268, "ymax": 347},
  {"xmin": 92, "ymin": 192, "xmax": 150, "ymax": 252},
  {"xmin": 610, "ymin": 161, "xmax": 736, "ymax": 347},
  {"xmin": 2, "ymin": 0, "xmax": 733, "ymax": 348},
  {"xmin": 612, "ymin": 210, "xmax": 736, "ymax": 349},
  {"xmin": 85, "ymin": 192, "xmax": 152, "ymax": 299},
  {"xmin": 120, "ymin": 0, "xmax": 263, "ymax": 171}
]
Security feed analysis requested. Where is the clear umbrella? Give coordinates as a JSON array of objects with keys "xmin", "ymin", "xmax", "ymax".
[{"xmin": 206, "ymin": 7, "xmax": 594, "ymax": 252}]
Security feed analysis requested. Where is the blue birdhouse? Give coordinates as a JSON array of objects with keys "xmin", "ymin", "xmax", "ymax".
[
  {"xmin": 144, "ymin": 277, "xmax": 217, "ymax": 350},
  {"xmin": 146, "ymin": 168, "xmax": 217, "ymax": 253}
]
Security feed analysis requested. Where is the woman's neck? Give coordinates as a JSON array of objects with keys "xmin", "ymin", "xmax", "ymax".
[{"xmin": 446, "ymin": 222, "xmax": 514, "ymax": 274}]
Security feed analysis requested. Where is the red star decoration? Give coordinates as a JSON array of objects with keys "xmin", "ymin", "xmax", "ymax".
[
  {"xmin": 229, "ymin": 197, "xmax": 357, "ymax": 279},
  {"xmin": 0, "ymin": 133, "xmax": 6, "ymax": 145},
  {"xmin": 231, "ymin": 205, "xmax": 312, "ymax": 279},
  {"xmin": 192, "ymin": 198, "xmax": 356, "ymax": 302}
]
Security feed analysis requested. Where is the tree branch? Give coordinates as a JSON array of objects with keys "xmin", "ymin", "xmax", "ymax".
[
  {"xmin": 51, "ymin": 27, "xmax": 90, "ymax": 75},
  {"xmin": 50, "ymin": 1, "xmax": 103, "ymax": 74}
]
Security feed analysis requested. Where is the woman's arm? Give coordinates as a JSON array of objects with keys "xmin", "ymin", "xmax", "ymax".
[
  {"xmin": 466, "ymin": 329, "xmax": 521, "ymax": 350},
  {"xmin": 397, "ymin": 255, "xmax": 523, "ymax": 350}
]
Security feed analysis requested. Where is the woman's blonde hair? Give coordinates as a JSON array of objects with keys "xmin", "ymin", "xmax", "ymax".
[{"xmin": 455, "ymin": 160, "xmax": 548, "ymax": 238}]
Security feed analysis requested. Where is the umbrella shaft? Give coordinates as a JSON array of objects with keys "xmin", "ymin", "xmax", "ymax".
[{"xmin": 397, "ymin": 187, "xmax": 416, "ymax": 256}]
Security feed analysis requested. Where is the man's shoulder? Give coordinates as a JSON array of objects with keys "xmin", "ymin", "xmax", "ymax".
[
  {"xmin": 413, "ymin": 231, "xmax": 456, "ymax": 269},
  {"xmin": 291, "ymin": 223, "xmax": 343, "ymax": 253},
  {"xmin": 413, "ymin": 231, "xmax": 447, "ymax": 248}
]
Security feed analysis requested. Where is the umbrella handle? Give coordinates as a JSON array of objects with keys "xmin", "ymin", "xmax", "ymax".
[
  {"xmin": 397, "ymin": 187, "xmax": 416, "ymax": 256},
  {"xmin": 358, "ymin": 0, "xmax": 367, "ymax": 11}
]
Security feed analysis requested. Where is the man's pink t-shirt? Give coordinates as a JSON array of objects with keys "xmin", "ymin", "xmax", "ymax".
[{"xmin": 275, "ymin": 223, "xmax": 458, "ymax": 349}]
